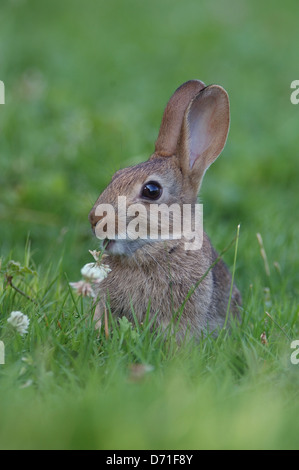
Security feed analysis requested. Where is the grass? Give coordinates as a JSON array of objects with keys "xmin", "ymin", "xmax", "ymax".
[
  {"xmin": 0, "ymin": 0, "xmax": 299, "ymax": 450},
  {"xmin": 1, "ymin": 246, "xmax": 298, "ymax": 450},
  {"xmin": 0, "ymin": 247, "xmax": 298, "ymax": 450}
]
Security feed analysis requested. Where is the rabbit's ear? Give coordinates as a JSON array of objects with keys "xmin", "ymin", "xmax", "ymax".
[
  {"xmin": 180, "ymin": 85, "xmax": 230, "ymax": 191},
  {"xmin": 155, "ymin": 80, "xmax": 206, "ymax": 156}
]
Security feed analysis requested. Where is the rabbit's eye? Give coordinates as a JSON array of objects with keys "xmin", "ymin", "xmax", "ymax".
[{"xmin": 141, "ymin": 181, "xmax": 162, "ymax": 200}]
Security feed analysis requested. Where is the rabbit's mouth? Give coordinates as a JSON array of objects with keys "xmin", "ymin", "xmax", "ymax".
[
  {"xmin": 103, "ymin": 238, "xmax": 115, "ymax": 252},
  {"xmin": 102, "ymin": 237, "xmax": 133, "ymax": 255},
  {"xmin": 102, "ymin": 237, "xmax": 151, "ymax": 256}
]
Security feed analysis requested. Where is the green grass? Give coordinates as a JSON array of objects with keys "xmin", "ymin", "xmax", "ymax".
[{"xmin": 0, "ymin": 0, "xmax": 299, "ymax": 450}]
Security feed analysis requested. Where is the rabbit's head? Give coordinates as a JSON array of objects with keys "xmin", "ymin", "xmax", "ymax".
[{"xmin": 89, "ymin": 80, "xmax": 230, "ymax": 256}]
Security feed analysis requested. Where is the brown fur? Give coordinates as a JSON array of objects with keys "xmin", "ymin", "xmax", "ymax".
[{"xmin": 89, "ymin": 80, "xmax": 242, "ymax": 338}]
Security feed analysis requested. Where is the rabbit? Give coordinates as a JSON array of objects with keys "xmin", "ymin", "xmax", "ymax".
[{"xmin": 88, "ymin": 79, "xmax": 242, "ymax": 339}]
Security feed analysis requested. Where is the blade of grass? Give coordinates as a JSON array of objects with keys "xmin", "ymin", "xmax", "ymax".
[
  {"xmin": 266, "ymin": 311, "xmax": 291, "ymax": 341},
  {"xmin": 224, "ymin": 224, "xmax": 241, "ymax": 329}
]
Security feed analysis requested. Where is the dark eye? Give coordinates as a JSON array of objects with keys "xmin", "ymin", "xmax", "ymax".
[{"xmin": 141, "ymin": 181, "xmax": 162, "ymax": 200}]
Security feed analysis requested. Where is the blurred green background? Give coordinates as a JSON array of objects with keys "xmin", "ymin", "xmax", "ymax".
[
  {"xmin": 0, "ymin": 0, "xmax": 299, "ymax": 451},
  {"xmin": 1, "ymin": 0, "xmax": 299, "ymax": 294}
]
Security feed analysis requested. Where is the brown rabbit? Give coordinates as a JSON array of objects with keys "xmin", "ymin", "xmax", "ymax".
[{"xmin": 89, "ymin": 80, "xmax": 241, "ymax": 338}]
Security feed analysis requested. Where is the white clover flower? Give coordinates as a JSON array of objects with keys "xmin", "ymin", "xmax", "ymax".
[
  {"xmin": 88, "ymin": 250, "xmax": 101, "ymax": 262},
  {"xmin": 69, "ymin": 251, "xmax": 111, "ymax": 298},
  {"xmin": 81, "ymin": 262, "xmax": 111, "ymax": 282},
  {"xmin": 7, "ymin": 311, "xmax": 30, "ymax": 336},
  {"xmin": 69, "ymin": 280, "xmax": 95, "ymax": 298}
]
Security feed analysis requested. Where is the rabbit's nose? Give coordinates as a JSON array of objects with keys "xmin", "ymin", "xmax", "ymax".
[{"xmin": 88, "ymin": 209, "xmax": 104, "ymax": 229}]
